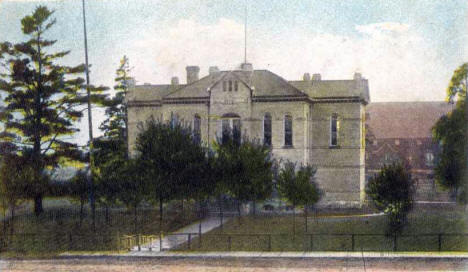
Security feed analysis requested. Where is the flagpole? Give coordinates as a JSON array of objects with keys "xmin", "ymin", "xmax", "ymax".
[{"xmin": 82, "ymin": 0, "xmax": 96, "ymax": 232}]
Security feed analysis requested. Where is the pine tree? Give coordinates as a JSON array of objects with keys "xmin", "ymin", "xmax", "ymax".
[
  {"xmin": 0, "ymin": 6, "xmax": 106, "ymax": 215},
  {"xmin": 99, "ymin": 55, "xmax": 132, "ymax": 154}
]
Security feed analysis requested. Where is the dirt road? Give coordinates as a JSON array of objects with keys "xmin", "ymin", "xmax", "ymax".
[{"xmin": 1, "ymin": 257, "xmax": 467, "ymax": 272}]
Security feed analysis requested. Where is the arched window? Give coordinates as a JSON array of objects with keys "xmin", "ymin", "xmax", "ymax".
[
  {"xmin": 170, "ymin": 112, "xmax": 178, "ymax": 128},
  {"xmin": 263, "ymin": 113, "xmax": 272, "ymax": 146},
  {"xmin": 193, "ymin": 114, "xmax": 201, "ymax": 144},
  {"xmin": 220, "ymin": 113, "xmax": 241, "ymax": 145},
  {"xmin": 284, "ymin": 114, "xmax": 293, "ymax": 147},
  {"xmin": 330, "ymin": 114, "xmax": 338, "ymax": 147}
]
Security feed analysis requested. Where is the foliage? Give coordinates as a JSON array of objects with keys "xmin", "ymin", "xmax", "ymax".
[
  {"xmin": 433, "ymin": 63, "xmax": 467, "ymax": 203},
  {"xmin": 99, "ymin": 55, "xmax": 132, "ymax": 145},
  {"xmin": 0, "ymin": 154, "xmax": 32, "ymax": 210},
  {"xmin": 366, "ymin": 162, "xmax": 414, "ymax": 235},
  {"xmin": 214, "ymin": 137, "xmax": 274, "ymax": 214},
  {"xmin": 276, "ymin": 161, "xmax": 320, "ymax": 234},
  {"xmin": 135, "ymin": 118, "xmax": 215, "ymax": 228},
  {"xmin": 0, "ymin": 6, "xmax": 107, "ymax": 215}
]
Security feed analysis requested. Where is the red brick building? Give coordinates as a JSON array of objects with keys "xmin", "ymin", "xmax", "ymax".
[{"xmin": 365, "ymin": 102, "xmax": 454, "ymax": 202}]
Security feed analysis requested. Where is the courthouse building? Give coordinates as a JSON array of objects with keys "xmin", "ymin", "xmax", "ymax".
[{"xmin": 127, "ymin": 63, "xmax": 370, "ymax": 207}]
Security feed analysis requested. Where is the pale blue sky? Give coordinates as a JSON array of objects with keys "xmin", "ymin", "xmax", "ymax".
[{"xmin": 0, "ymin": 0, "xmax": 467, "ymax": 144}]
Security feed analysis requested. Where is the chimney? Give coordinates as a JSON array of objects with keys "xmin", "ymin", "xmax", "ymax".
[
  {"xmin": 354, "ymin": 72, "xmax": 362, "ymax": 80},
  {"xmin": 209, "ymin": 66, "xmax": 220, "ymax": 75},
  {"xmin": 303, "ymin": 73, "xmax": 311, "ymax": 81},
  {"xmin": 171, "ymin": 76, "xmax": 179, "ymax": 86},
  {"xmin": 186, "ymin": 66, "xmax": 200, "ymax": 84},
  {"xmin": 312, "ymin": 73, "xmax": 321, "ymax": 81},
  {"xmin": 241, "ymin": 63, "xmax": 253, "ymax": 72}
]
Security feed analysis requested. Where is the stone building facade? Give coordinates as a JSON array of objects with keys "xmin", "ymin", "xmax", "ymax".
[
  {"xmin": 365, "ymin": 102, "xmax": 454, "ymax": 202},
  {"xmin": 127, "ymin": 63, "xmax": 370, "ymax": 207}
]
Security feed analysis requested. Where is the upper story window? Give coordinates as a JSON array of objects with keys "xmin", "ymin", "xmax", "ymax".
[
  {"xmin": 223, "ymin": 81, "xmax": 227, "ymax": 92},
  {"xmin": 193, "ymin": 114, "xmax": 201, "ymax": 144},
  {"xmin": 234, "ymin": 81, "xmax": 239, "ymax": 91},
  {"xmin": 263, "ymin": 113, "xmax": 272, "ymax": 146},
  {"xmin": 229, "ymin": 80, "xmax": 233, "ymax": 91},
  {"xmin": 425, "ymin": 152, "xmax": 434, "ymax": 167},
  {"xmin": 284, "ymin": 114, "xmax": 293, "ymax": 147},
  {"xmin": 330, "ymin": 114, "xmax": 339, "ymax": 147}
]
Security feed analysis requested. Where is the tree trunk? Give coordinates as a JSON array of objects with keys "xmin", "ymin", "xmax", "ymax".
[
  {"xmin": 253, "ymin": 200, "xmax": 256, "ymax": 217},
  {"xmin": 181, "ymin": 199, "xmax": 184, "ymax": 223},
  {"xmin": 237, "ymin": 200, "xmax": 242, "ymax": 225},
  {"xmin": 219, "ymin": 197, "xmax": 224, "ymax": 230},
  {"xmin": 304, "ymin": 206, "xmax": 308, "ymax": 233},
  {"xmin": 34, "ymin": 194, "xmax": 43, "ymax": 216},
  {"xmin": 10, "ymin": 205, "xmax": 15, "ymax": 235},
  {"xmin": 159, "ymin": 198, "xmax": 163, "ymax": 232},
  {"xmin": 134, "ymin": 204, "xmax": 137, "ymax": 234},
  {"xmin": 292, "ymin": 205, "xmax": 296, "ymax": 236},
  {"xmin": 79, "ymin": 199, "xmax": 84, "ymax": 227},
  {"xmin": 105, "ymin": 204, "xmax": 110, "ymax": 225}
]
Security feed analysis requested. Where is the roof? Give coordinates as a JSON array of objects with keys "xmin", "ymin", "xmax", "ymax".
[
  {"xmin": 289, "ymin": 79, "xmax": 370, "ymax": 102},
  {"xmin": 126, "ymin": 84, "xmax": 184, "ymax": 101},
  {"xmin": 366, "ymin": 102, "xmax": 454, "ymax": 139},
  {"xmin": 164, "ymin": 70, "xmax": 306, "ymax": 99}
]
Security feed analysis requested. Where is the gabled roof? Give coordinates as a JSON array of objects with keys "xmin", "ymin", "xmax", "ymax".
[
  {"xmin": 164, "ymin": 70, "xmax": 306, "ymax": 99},
  {"xmin": 127, "ymin": 84, "xmax": 184, "ymax": 102},
  {"xmin": 366, "ymin": 101, "xmax": 454, "ymax": 139},
  {"xmin": 289, "ymin": 79, "xmax": 370, "ymax": 102}
]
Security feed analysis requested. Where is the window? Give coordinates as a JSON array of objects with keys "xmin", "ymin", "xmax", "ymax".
[
  {"xmin": 234, "ymin": 81, "xmax": 239, "ymax": 91},
  {"xmin": 222, "ymin": 119, "xmax": 231, "ymax": 144},
  {"xmin": 284, "ymin": 115, "xmax": 293, "ymax": 147},
  {"xmin": 233, "ymin": 119, "xmax": 241, "ymax": 145},
  {"xmin": 229, "ymin": 80, "xmax": 233, "ymax": 91},
  {"xmin": 193, "ymin": 114, "xmax": 201, "ymax": 144},
  {"xmin": 221, "ymin": 116, "xmax": 241, "ymax": 146},
  {"xmin": 223, "ymin": 81, "xmax": 227, "ymax": 92},
  {"xmin": 425, "ymin": 152, "xmax": 434, "ymax": 167},
  {"xmin": 263, "ymin": 113, "xmax": 272, "ymax": 146},
  {"xmin": 170, "ymin": 112, "xmax": 178, "ymax": 128},
  {"xmin": 395, "ymin": 139, "xmax": 400, "ymax": 146},
  {"xmin": 330, "ymin": 114, "xmax": 339, "ymax": 147}
]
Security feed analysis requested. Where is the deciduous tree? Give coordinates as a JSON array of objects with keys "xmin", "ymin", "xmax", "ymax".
[
  {"xmin": 277, "ymin": 161, "xmax": 320, "ymax": 235},
  {"xmin": 366, "ymin": 162, "xmax": 414, "ymax": 235}
]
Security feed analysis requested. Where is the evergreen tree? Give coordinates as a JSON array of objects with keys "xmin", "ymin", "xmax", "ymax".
[
  {"xmin": 0, "ymin": 6, "xmax": 107, "ymax": 215},
  {"xmin": 100, "ymin": 56, "xmax": 132, "ymax": 152}
]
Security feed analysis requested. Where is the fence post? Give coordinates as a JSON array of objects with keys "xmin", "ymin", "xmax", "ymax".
[
  {"xmin": 228, "ymin": 235, "xmax": 232, "ymax": 251},
  {"xmin": 393, "ymin": 234, "xmax": 397, "ymax": 252},
  {"xmin": 159, "ymin": 231, "xmax": 162, "ymax": 252},
  {"xmin": 188, "ymin": 233, "xmax": 191, "ymax": 250},
  {"xmin": 310, "ymin": 234, "xmax": 313, "ymax": 251},
  {"xmin": 137, "ymin": 234, "xmax": 141, "ymax": 251},
  {"xmin": 351, "ymin": 234, "xmax": 355, "ymax": 252},
  {"xmin": 438, "ymin": 234, "xmax": 442, "ymax": 252},
  {"xmin": 268, "ymin": 234, "xmax": 272, "ymax": 251}
]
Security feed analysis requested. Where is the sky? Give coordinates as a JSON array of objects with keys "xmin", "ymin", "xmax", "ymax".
[{"xmin": 0, "ymin": 0, "xmax": 467, "ymax": 145}]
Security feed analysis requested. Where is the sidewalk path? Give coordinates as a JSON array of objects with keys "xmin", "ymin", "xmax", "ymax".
[{"xmin": 129, "ymin": 216, "xmax": 229, "ymax": 253}]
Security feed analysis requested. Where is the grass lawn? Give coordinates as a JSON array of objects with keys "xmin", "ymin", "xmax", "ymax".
[
  {"xmin": 0, "ymin": 198, "xmax": 199, "ymax": 256},
  {"xmin": 176, "ymin": 207, "xmax": 468, "ymax": 252}
]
